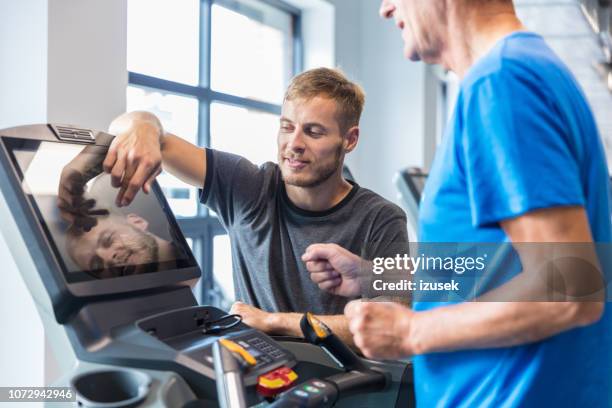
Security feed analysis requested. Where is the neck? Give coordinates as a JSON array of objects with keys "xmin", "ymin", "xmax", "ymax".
[
  {"xmin": 284, "ymin": 170, "xmax": 353, "ymax": 212},
  {"xmin": 441, "ymin": 2, "xmax": 525, "ymax": 78}
]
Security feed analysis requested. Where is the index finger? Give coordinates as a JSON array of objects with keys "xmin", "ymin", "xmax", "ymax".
[
  {"xmin": 103, "ymin": 141, "xmax": 118, "ymax": 173},
  {"xmin": 118, "ymin": 161, "xmax": 155, "ymax": 206},
  {"xmin": 305, "ymin": 260, "xmax": 333, "ymax": 272},
  {"xmin": 114, "ymin": 153, "xmax": 138, "ymax": 206}
]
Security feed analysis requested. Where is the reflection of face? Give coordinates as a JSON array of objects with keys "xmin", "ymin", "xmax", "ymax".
[
  {"xmin": 278, "ymin": 97, "xmax": 345, "ymax": 188},
  {"xmin": 379, "ymin": 0, "xmax": 446, "ymax": 63},
  {"xmin": 67, "ymin": 214, "xmax": 158, "ymax": 278}
]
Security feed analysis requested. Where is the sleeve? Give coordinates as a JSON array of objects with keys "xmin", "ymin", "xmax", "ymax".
[
  {"xmin": 199, "ymin": 149, "xmax": 276, "ymax": 228},
  {"xmin": 460, "ymin": 63, "xmax": 585, "ymax": 228}
]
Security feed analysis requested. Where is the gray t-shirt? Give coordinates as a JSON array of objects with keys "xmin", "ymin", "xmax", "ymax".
[{"xmin": 200, "ymin": 149, "xmax": 408, "ymax": 315}]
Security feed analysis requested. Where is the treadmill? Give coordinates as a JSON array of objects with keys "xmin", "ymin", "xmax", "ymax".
[
  {"xmin": 0, "ymin": 124, "xmax": 414, "ymax": 407},
  {"xmin": 394, "ymin": 167, "xmax": 428, "ymax": 242}
]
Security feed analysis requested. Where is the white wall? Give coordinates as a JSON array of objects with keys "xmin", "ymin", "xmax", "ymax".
[
  {"xmin": 47, "ymin": 0, "xmax": 128, "ymax": 130},
  {"xmin": 0, "ymin": 218, "xmax": 45, "ymax": 391},
  {"xmin": 0, "ymin": 0, "xmax": 50, "ymax": 393},
  {"xmin": 330, "ymin": 0, "xmax": 429, "ymax": 205},
  {"xmin": 0, "ymin": 0, "xmax": 127, "ymax": 388},
  {"xmin": 0, "ymin": 0, "xmax": 48, "ymax": 128}
]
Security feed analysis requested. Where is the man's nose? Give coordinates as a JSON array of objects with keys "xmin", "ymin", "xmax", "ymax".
[
  {"xmin": 286, "ymin": 129, "xmax": 306, "ymax": 152},
  {"xmin": 379, "ymin": 0, "xmax": 395, "ymax": 19},
  {"xmin": 96, "ymin": 247, "xmax": 117, "ymax": 265}
]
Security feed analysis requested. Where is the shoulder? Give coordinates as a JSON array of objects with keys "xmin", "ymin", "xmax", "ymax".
[
  {"xmin": 353, "ymin": 186, "xmax": 407, "ymax": 221},
  {"xmin": 461, "ymin": 32, "xmax": 562, "ymax": 98}
]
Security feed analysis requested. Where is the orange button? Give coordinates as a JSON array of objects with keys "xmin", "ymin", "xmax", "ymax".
[{"xmin": 257, "ymin": 367, "xmax": 298, "ymax": 397}]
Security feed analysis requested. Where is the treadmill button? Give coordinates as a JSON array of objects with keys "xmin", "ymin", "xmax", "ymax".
[
  {"xmin": 294, "ymin": 390, "xmax": 309, "ymax": 398},
  {"xmin": 304, "ymin": 385, "xmax": 320, "ymax": 394},
  {"xmin": 312, "ymin": 381, "xmax": 327, "ymax": 388}
]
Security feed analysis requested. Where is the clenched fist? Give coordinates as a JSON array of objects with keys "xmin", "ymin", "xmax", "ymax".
[{"xmin": 345, "ymin": 300, "xmax": 417, "ymax": 359}]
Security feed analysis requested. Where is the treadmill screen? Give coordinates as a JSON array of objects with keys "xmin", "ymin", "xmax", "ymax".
[{"xmin": 3, "ymin": 137, "xmax": 196, "ymax": 283}]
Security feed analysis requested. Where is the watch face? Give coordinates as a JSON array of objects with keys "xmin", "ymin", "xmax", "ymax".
[{"xmin": 4, "ymin": 137, "xmax": 196, "ymax": 283}]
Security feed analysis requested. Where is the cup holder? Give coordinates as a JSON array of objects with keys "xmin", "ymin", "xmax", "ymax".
[{"xmin": 71, "ymin": 369, "xmax": 151, "ymax": 408}]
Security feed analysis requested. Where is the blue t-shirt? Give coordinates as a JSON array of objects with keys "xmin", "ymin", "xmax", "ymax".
[{"xmin": 416, "ymin": 32, "xmax": 612, "ymax": 407}]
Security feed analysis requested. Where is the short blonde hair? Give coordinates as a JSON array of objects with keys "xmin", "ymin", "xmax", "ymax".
[{"xmin": 284, "ymin": 67, "xmax": 366, "ymax": 133}]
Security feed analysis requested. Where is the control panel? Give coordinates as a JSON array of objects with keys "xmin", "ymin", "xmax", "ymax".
[{"xmin": 197, "ymin": 331, "xmax": 294, "ymax": 376}]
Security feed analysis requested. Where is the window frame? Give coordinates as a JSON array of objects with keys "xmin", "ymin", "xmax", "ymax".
[{"xmin": 127, "ymin": 0, "xmax": 303, "ymax": 305}]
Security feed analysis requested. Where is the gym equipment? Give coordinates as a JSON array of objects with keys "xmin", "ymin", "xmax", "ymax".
[
  {"xmin": 0, "ymin": 124, "xmax": 414, "ymax": 407},
  {"xmin": 394, "ymin": 167, "xmax": 428, "ymax": 242}
]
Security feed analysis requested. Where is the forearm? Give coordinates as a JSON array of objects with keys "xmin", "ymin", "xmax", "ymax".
[
  {"xmin": 410, "ymin": 216, "xmax": 604, "ymax": 355},
  {"xmin": 160, "ymin": 133, "xmax": 206, "ymax": 188},
  {"xmin": 410, "ymin": 300, "xmax": 601, "ymax": 354},
  {"xmin": 268, "ymin": 313, "xmax": 355, "ymax": 348}
]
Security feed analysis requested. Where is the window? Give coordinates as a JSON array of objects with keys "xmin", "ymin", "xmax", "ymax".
[{"xmin": 127, "ymin": 0, "xmax": 302, "ymax": 306}]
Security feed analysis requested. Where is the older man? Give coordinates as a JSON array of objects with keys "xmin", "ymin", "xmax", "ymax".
[{"xmin": 306, "ymin": 0, "xmax": 612, "ymax": 406}]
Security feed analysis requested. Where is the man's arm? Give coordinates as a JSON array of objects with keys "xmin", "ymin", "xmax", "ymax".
[
  {"xmin": 403, "ymin": 206, "xmax": 603, "ymax": 355},
  {"xmin": 105, "ymin": 111, "xmax": 206, "ymax": 206},
  {"xmin": 402, "ymin": 207, "xmax": 604, "ymax": 353},
  {"xmin": 315, "ymin": 207, "xmax": 604, "ymax": 359},
  {"xmin": 230, "ymin": 302, "xmax": 355, "ymax": 348}
]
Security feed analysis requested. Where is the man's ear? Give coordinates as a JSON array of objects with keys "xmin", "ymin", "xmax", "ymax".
[
  {"xmin": 126, "ymin": 213, "xmax": 149, "ymax": 231},
  {"xmin": 343, "ymin": 126, "xmax": 360, "ymax": 153}
]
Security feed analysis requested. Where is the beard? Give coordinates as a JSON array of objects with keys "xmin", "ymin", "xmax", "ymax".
[
  {"xmin": 281, "ymin": 144, "xmax": 344, "ymax": 188},
  {"xmin": 95, "ymin": 228, "xmax": 159, "ymax": 278},
  {"xmin": 119, "ymin": 225, "xmax": 159, "ymax": 265}
]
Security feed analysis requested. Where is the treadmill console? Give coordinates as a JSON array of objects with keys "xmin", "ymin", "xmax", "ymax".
[
  {"xmin": 135, "ymin": 306, "xmax": 295, "ymax": 385},
  {"xmin": 0, "ymin": 124, "xmax": 296, "ymax": 399},
  {"xmin": 0, "ymin": 125, "xmax": 200, "ymax": 322}
]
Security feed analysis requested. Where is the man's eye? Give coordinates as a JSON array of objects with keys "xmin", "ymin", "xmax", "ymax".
[
  {"xmin": 304, "ymin": 125, "xmax": 326, "ymax": 136},
  {"xmin": 280, "ymin": 125, "xmax": 293, "ymax": 132},
  {"xmin": 101, "ymin": 231, "xmax": 113, "ymax": 248}
]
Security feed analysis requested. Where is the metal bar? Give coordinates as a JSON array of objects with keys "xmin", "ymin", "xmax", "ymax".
[
  {"xmin": 257, "ymin": 0, "xmax": 302, "ymax": 15},
  {"xmin": 209, "ymin": 91, "xmax": 282, "ymax": 115},
  {"xmin": 128, "ymin": 72, "xmax": 281, "ymax": 115},
  {"xmin": 213, "ymin": 0, "xmax": 301, "ymax": 16},
  {"xmin": 128, "ymin": 72, "xmax": 204, "ymax": 98},
  {"xmin": 201, "ymin": 0, "xmax": 213, "ymax": 89},
  {"xmin": 292, "ymin": 10, "xmax": 304, "ymax": 75}
]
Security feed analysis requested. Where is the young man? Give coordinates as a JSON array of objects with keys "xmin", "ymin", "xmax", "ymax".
[
  {"xmin": 306, "ymin": 0, "xmax": 612, "ymax": 406},
  {"xmin": 103, "ymin": 68, "xmax": 408, "ymax": 344}
]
